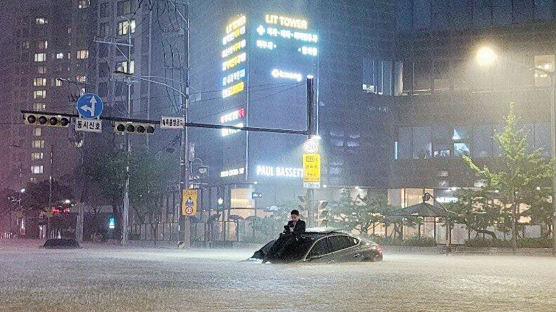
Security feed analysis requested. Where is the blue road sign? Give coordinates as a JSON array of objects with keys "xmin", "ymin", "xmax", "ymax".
[{"xmin": 77, "ymin": 93, "xmax": 103, "ymax": 119}]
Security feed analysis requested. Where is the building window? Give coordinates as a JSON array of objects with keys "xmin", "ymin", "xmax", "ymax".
[
  {"xmin": 534, "ymin": 55, "xmax": 555, "ymax": 87},
  {"xmin": 33, "ymin": 103, "xmax": 46, "ymax": 111},
  {"xmin": 472, "ymin": 125, "xmax": 493, "ymax": 158},
  {"xmin": 30, "ymin": 177, "xmax": 37, "ymax": 183},
  {"xmin": 33, "ymin": 78, "xmax": 47, "ymax": 86},
  {"xmin": 99, "ymin": 23, "xmax": 108, "ymax": 37},
  {"xmin": 37, "ymin": 66, "xmax": 47, "ymax": 74},
  {"xmin": 100, "ymin": 2, "xmax": 109, "ymax": 18},
  {"xmin": 31, "ymin": 152, "xmax": 44, "ymax": 160},
  {"xmin": 412, "ymin": 127, "xmax": 432, "ymax": 159},
  {"xmin": 33, "ymin": 90, "xmax": 47, "ymax": 99},
  {"xmin": 34, "ymin": 53, "xmax": 46, "ymax": 62},
  {"xmin": 21, "ymin": 41, "xmax": 30, "ymax": 49},
  {"xmin": 33, "ymin": 128, "xmax": 42, "ymax": 136},
  {"xmin": 454, "ymin": 143, "xmax": 470, "ymax": 157},
  {"xmin": 38, "ymin": 40, "xmax": 48, "ymax": 50},
  {"xmin": 56, "ymin": 52, "xmax": 64, "ymax": 59},
  {"xmin": 31, "ymin": 165, "xmax": 44, "ymax": 174},
  {"xmin": 35, "ymin": 17, "xmax": 48, "ymax": 25},
  {"xmin": 78, "ymin": 0, "xmax": 90, "ymax": 9},
  {"xmin": 398, "ymin": 127, "xmax": 412, "ymax": 160},
  {"xmin": 32, "ymin": 140, "xmax": 45, "ymax": 149},
  {"xmin": 76, "ymin": 75, "xmax": 87, "ymax": 83},
  {"xmin": 117, "ymin": 19, "xmax": 136, "ymax": 36},
  {"xmin": 54, "ymin": 78, "xmax": 62, "ymax": 86},
  {"xmin": 117, "ymin": 0, "xmax": 132, "ymax": 16},
  {"xmin": 76, "ymin": 49, "xmax": 88, "ymax": 59},
  {"xmin": 116, "ymin": 60, "xmax": 134, "ymax": 74},
  {"xmin": 433, "ymin": 126, "xmax": 452, "ymax": 158}
]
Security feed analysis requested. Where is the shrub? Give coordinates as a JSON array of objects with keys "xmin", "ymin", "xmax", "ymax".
[{"xmin": 464, "ymin": 238, "xmax": 551, "ymax": 248}]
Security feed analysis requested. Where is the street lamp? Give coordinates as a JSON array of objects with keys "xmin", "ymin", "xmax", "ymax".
[
  {"xmin": 475, "ymin": 46, "xmax": 497, "ymax": 66},
  {"xmin": 475, "ymin": 45, "xmax": 556, "ymax": 255}
]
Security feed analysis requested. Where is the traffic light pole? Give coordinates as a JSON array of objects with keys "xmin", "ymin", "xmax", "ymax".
[
  {"xmin": 121, "ymin": 20, "xmax": 133, "ymax": 246},
  {"xmin": 306, "ymin": 76, "xmax": 315, "ymax": 228}
]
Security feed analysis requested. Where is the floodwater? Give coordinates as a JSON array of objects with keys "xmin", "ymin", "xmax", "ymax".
[{"xmin": 0, "ymin": 240, "xmax": 555, "ymax": 312}]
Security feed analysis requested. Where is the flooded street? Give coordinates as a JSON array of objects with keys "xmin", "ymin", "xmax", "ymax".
[{"xmin": 1, "ymin": 242, "xmax": 555, "ymax": 312}]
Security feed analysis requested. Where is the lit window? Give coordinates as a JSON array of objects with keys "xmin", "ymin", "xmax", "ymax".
[
  {"xmin": 76, "ymin": 75, "xmax": 87, "ymax": 83},
  {"xmin": 30, "ymin": 177, "xmax": 37, "ymax": 183},
  {"xmin": 454, "ymin": 143, "xmax": 470, "ymax": 157},
  {"xmin": 37, "ymin": 66, "xmax": 47, "ymax": 74},
  {"xmin": 31, "ymin": 152, "xmax": 44, "ymax": 160},
  {"xmin": 33, "ymin": 103, "xmax": 46, "ymax": 111},
  {"xmin": 33, "ymin": 90, "xmax": 46, "ymax": 99},
  {"xmin": 33, "ymin": 128, "xmax": 42, "ymax": 136},
  {"xmin": 34, "ymin": 53, "xmax": 46, "ymax": 62},
  {"xmin": 21, "ymin": 41, "xmax": 30, "ymax": 49},
  {"xmin": 117, "ymin": 19, "xmax": 136, "ymax": 36},
  {"xmin": 54, "ymin": 78, "xmax": 62, "ymax": 86},
  {"xmin": 32, "ymin": 140, "xmax": 45, "ymax": 149},
  {"xmin": 56, "ymin": 52, "xmax": 64, "ymax": 59},
  {"xmin": 35, "ymin": 18, "xmax": 48, "ymax": 25},
  {"xmin": 78, "ymin": 0, "xmax": 90, "ymax": 9},
  {"xmin": 76, "ymin": 50, "xmax": 88, "ymax": 59},
  {"xmin": 33, "ymin": 78, "xmax": 47, "ymax": 86},
  {"xmin": 116, "ymin": 60, "xmax": 134, "ymax": 74},
  {"xmin": 31, "ymin": 165, "xmax": 44, "ymax": 174},
  {"xmin": 534, "ymin": 55, "xmax": 555, "ymax": 88},
  {"xmin": 38, "ymin": 40, "xmax": 48, "ymax": 50}
]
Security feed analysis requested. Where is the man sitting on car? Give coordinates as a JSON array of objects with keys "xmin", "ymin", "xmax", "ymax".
[{"xmin": 264, "ymin": 210, "xmax": 306, "ymax": 261}]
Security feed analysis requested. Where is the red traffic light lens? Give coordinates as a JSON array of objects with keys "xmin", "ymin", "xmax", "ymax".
[
  {"xmin": 137, "ymin": 125, "xmax": 146, "ymax": 133},
  {"xmin": 147, "ymin": 126, "xmax": 155, "ymax": 134},
  {"xmin": 60, "ymin": 118, "xmax": 69, "ymax": 126}
]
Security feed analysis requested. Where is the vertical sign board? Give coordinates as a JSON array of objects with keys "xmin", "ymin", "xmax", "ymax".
[
  {"xmin": 181, "ymin": 189, "xmax": 198, "ymax": 216},
  {"xmin": 303, "ymin": 153, "xmax": 320, "ymax": 188}
]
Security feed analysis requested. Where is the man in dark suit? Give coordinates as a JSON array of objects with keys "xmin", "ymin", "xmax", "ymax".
[
  {"xmin": 283, "ymin": 209, "xmax": 306, "ymax": 234},
  {"xmin": 265, "ymin": 210, "xmax": 307, "ymax": 261}
]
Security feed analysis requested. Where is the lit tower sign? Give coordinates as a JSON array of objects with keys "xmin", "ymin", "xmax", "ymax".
[{"xmin": 222, "ymin": 15, "xmax": 247, "ymax": 99}]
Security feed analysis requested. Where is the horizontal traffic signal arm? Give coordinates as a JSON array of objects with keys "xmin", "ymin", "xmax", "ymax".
[{"xmin": 21, "ymin": 110, "xmax": 309, "ymax": 135}]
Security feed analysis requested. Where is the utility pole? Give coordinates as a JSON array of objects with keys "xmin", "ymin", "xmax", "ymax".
[
  {"xmin": 121, "ymin": 19, "xmax": 133, "ymax": 246},
  {"xmin": 550, "ymin": 72, "xmax": 556, "ymax": 256},
  {"xmin": 179, "ymin": 2, "xmax": 191, "ymax": 247},
  {"xmin": 48, "ymin": 144, "xmax": 53, "ymax": 239}
]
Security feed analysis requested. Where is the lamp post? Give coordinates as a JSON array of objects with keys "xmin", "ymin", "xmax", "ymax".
[{"xmin": 476, "ymin": 46, "xmax": 556, "ymax": 255}]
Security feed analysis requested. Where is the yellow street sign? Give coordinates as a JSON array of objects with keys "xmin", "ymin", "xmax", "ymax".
[
  {"xmin": 303, "ymin": 153, "xmax": 321, "ymax": 188},
  {"xmin": 181, "ymin": 189, "xmax": 198, "ymax": 216}
]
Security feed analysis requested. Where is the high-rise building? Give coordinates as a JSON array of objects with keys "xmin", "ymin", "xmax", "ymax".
[
  {"xmin": 188, "ymin": 0, "xmax": 395, "ymax": 221},
  {"xmin": 0, "ymin": 0, "xmax": 97, "ymax": 191},
  {"xmin": 389, "ymin": 0, "xmax": 556, "ymax": 206}
]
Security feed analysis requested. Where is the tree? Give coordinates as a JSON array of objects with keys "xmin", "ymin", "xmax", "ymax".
[
  {"xmin": 450, "ymin": 187, "xmax": 503, "ymax": 240},
  {"xmin": 128, "ymin": 147, "xmax": 178, "ymax": 244},
  {"xmin": 463, "ymin": 103, "xmax": 553, "ymax": 252},
  {"xmin": 19, "ymin": 181, "xmax": 74, "ymax": 211},
  {"xmin": 324, "ymin": 189, "xmax": 392, "ymax": 237}
]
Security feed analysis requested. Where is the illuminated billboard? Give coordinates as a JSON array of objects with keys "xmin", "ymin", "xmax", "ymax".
[{"xmin": 218, "ymin": 11, "xmax": 318, "ymax": 184}]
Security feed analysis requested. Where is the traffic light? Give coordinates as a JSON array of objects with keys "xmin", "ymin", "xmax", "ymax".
[
  {"xmin": 24, "ymin": 113, "xmax": 70, "ymax": 127},
  {"xmin": 114, "ymin": 122, "xmax": 155, "ymax": 135}
]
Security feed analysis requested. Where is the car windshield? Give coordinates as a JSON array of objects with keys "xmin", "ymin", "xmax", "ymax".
[{"xmin": 265, "ymin": 236, "xmax": 315, "ymax": 262}]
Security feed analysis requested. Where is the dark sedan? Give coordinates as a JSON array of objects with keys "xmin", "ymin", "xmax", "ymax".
[{"xmin": 250, "ymin": 231, "xmax": 383, "ymax": 263}]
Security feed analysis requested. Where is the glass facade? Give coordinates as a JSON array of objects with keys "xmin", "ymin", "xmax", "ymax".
[{"xmin": 396, "ymin": 122, "xmax": 550, "ymax": 160}]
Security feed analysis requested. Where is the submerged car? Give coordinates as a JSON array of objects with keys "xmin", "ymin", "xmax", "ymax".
[{"xmin": 250, "ymin": 231, "xmax": 383, "ymax": 263}]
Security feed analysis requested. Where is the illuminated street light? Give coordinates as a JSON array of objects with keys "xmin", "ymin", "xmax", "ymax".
[
  {"xmin": 20, "ymin": 188, "xmax": 26, "ymax": 193},
  {"xmin": 64, "ymin": 199, "xmax": 71, "ymax": 204},
  {"xmin": 476, "ymin": 46, "xmax": 497, "ymax": 66}
]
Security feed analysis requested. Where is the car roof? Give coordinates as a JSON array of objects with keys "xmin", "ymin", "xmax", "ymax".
[{"xmin": 299, "ymin": 231, "xmax": 349, "ymax": 240}]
